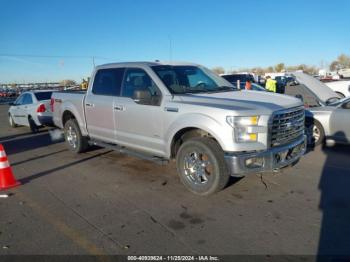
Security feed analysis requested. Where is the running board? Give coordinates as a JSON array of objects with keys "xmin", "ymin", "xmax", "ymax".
[{"xmin": 88, "ymin": 140, "xmax": 169, "ymax": 165}]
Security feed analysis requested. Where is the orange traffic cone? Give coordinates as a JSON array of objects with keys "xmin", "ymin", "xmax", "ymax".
[{"xmin": 0, "ymin": 144, "xmax": 21, "ymax": 190}]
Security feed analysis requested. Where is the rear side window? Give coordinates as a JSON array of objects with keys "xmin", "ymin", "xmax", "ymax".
[
  {"xmin": 92, "ymin": 68, "xmax": 125, "ymax": 96},
  {"xmin": 22, "ymin": 94, "xmax": 33, "ymax": 105},
  {"xmin": 34, "ymin": 92, "xmax": 53, "ymax": 101},
  {"xmin": 15, "ymin": 95, "xmax": 25, "ymax": 105}
]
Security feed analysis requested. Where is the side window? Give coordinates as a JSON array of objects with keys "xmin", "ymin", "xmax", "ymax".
[
  {"xmin": 121, "ymin": 68, "xmax": 161, "ymax": 105},
  {"xmin": 92, "ymin": 68, "xmax": 125, "ymax": 96},
  {"xmin": 15, "ymin": 95, "xmax": 25, "ymax": 105},
  {"xmin": 22, "ymin": 94, "xmax": 33, "ymax": 105}
]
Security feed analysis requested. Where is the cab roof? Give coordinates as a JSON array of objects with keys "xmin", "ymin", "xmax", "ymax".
[{"xmin": 96, "ymin": 61, "xmax": 201, "ymax": 69}]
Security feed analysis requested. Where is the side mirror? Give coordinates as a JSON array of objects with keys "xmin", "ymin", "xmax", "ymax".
[
  {"xmin": 342, "ymin": 101, "xmax": 350, "ymax": 109},
  {"xmin": 132, "ymin": 89, "xmax": 152, "ymax": 105}
]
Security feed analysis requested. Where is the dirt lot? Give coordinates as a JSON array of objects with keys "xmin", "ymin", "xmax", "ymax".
[{"xmin": 0, "ymin": 104, "xmax": 349, "ymax": 256}]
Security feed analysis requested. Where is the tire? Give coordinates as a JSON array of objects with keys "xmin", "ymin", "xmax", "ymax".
[
  {"xmin": 64, "ymin": 119, "xmax": 89, "ymax": 153},
  {"xmin": 305, "ymin": 119, "xmax": 325, "ymax": 147},
  {"xmin": 176, "ymin": 137, "xmax": 230, "ymax": 196},
  {"xmin": 8, "ymin": 114, "xmax": 17, "ymax": 128},
  {"xmin": 28, "ymin": 116, "xmax": 39, "ymax": 133}
]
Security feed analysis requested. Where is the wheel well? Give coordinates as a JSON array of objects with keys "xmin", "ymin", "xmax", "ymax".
[
  {"xmin": 62, "ymin": 111, "xmax": 76, "ymax": 126},
  {"xmin": 305, "ymin": 117, "xmax": 324, "ymax": 131},
  {"xmin": 170, "ymin": 128, "xmax": 217, "ymax": 158},
  {"xmin": 335, "ymin": 91, "xmax": 345, "ymax": 98}
]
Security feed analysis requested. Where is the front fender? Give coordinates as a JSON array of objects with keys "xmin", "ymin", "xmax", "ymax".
[{"xmin": 164, "ymin": 113, "xmax": 233, "ymax": 157}]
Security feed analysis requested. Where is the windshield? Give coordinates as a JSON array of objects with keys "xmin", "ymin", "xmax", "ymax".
[
  {"xmin": 34, "ymin": 91, "xmax": 53, "ymax": 101},
  {"xmin": 251, "ymin": 83, "xmax": 266, "ymax": 91},
  {"xmin": 151, "ymin": 65, "xmax": 236, "ymax": 94}
]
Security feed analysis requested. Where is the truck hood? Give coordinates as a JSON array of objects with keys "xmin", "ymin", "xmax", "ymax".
[
  {"xmin": 175, "ymin": 90, "xmax": 302, "ymax": 114},
  {"xmin": 291, "ymin": 72, "xmax": 340, "ymax": 104}
]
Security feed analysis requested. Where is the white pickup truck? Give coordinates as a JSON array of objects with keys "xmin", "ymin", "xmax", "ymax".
[{"xmin": 52, "ymin": 62, "xmax": 306, "ymax": 195}]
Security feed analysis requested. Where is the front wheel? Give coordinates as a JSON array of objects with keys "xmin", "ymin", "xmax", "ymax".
[
  {"xmin": 64, "ymin": 119, "xmax": 89, "ymax": 153},
  {"xmin": 305, "ymin": 119, "xmax": 325, "ymax": 147},
  {"xmin": 176, "ymin": 137, "xmax": 230, "ymax": 196},
  {"xmin": 8, "ymin": 114, "xmax": 17, "ymax": 128}
]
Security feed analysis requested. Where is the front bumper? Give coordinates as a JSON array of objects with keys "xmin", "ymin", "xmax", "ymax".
[{"xmin": 225, "ymin": 135, "xmax": 306, "ymax": 176}]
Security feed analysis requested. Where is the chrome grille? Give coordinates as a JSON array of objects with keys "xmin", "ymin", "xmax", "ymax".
[{"xmin": 270, "ymin": 107, "xmax": 305, "ymax": 147}]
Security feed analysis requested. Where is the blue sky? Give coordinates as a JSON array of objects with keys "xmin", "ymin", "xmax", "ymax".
[{"xmin": 1, "ymin": 0, "xmax": 350, "ymax": 83}]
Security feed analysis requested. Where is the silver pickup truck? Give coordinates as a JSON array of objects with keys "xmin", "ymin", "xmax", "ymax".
[{"xmin": 52, "ymin": 62, "xmax": 306, "ymax": 195}]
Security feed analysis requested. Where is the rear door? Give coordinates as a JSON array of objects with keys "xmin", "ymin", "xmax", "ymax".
[{"xmin": 85, "ymin": 67, "xmax": 125, "ymax": 143}]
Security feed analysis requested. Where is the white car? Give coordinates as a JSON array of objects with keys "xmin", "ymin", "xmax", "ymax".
[
  {"xmin": 338, "ymin": 68, "xmax": 350, "ymax": 78},
  {"xmin": 325, "ymin": 80, "xmax": 350, "ymax": 98},
  {"xmin": 306, "ymin": 97, "xmax": 350, "ymax": 146},
  {"xmin": 8, "ymin": 90, "xmax": 54, "ymax": 132}
]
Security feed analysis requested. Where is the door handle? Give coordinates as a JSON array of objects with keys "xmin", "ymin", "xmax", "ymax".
[
  {"xmin": 114, "ymin": 105, "xmax": 125, "ymax": 111},
  {"xmin": 85, "ymin": 103, "xmax": 94, "ymax": 107}
]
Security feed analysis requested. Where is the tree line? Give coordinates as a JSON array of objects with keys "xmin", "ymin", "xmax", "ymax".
[{"xmin": 212, "ymin": 53, "xmax": 350, "ymax": 75}]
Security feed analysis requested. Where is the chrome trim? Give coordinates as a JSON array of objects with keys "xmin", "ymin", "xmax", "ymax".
[
  {"xmin": 225, "ymin": 135, "xmax": 306, "ymax": 176},
  {"xmin": 269, "ymin": 106, "xmax": 305, "ymax": 147}
]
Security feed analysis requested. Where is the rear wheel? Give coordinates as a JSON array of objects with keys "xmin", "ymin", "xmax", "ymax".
[
  {"xmin": 176, "ymin": 137, "xmax": 230, "ymax": 196},
  {"xmin": 28, "ymin": 116, "xmax": 39, "ymax": 133},
  {"xmin": 64, "ymin": 119, "xmax": 89, "ymax": 153},
  {"xmin": 8, "ymin": 114, "xmax": 17, "ymax": 128},
  {"xmin": 305, "ymin": 119, "xmax": 325, "ymax": 147}
]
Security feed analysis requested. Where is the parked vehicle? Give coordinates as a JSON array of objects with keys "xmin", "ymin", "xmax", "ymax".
[
  {"xmin": 284, "ymin": 72, "xmax": 341, "ymax": 108},
  {"xmin": 305, "ymin": 97, "xmax": 350, "ymax": 146},
  {"xmin": 275, "ymin": 76, "xmax": 296, "ymax": 94},
  {"xmin": 220, "ymin": 73, "xmax": 255, "ymax": 89},
  {"xmin": 324, "ymin": 80, "xmax": 350, "ymax": 98},
  {"xmin": 282, "ymin": 72, "xmax": 349, "ymax": 146},
  {"xmin": 8, "ymin": 90, "xmax": 54, "ymax": 132},
  {"xmin": 338, "ymin": 68, "xmax": 350, "ymax": 78},
  {"xmin": 52, "ymin": 62, "xmax": 306, "ymax": 195},
  {"xmin": 230, "ymin": 82, "xmax": 267, "ymax": 91},
  {"xmin": 0, "ymin": 89, "xmax": 17, "ymax": 98}
]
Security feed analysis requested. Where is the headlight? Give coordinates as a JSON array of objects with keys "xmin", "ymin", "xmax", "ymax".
[{"xmin": 226, "ymin": 116, "xmax": 260, "ymax": 142}]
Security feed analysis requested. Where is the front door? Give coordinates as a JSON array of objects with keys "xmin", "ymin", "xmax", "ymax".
[
  {"xmin": 329, "ymin": 102, "xmax": 350, "ymax": 142},
  {"xmin": 11, "ymin": 94, "xmax": 25, "ymax": 125},
  {"xmin": 114, "ymin": 68, "xmax": 164, "ymax": 156}
]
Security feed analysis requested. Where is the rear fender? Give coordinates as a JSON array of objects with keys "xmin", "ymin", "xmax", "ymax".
[{"xmin": 60, "ymin": 102, "xmax": 88, "ymax": 136}]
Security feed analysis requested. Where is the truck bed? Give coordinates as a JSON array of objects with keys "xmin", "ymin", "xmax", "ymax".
[{"xmin": 51, "ymin": 91, "xmax": 86, "ymax": 129}]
